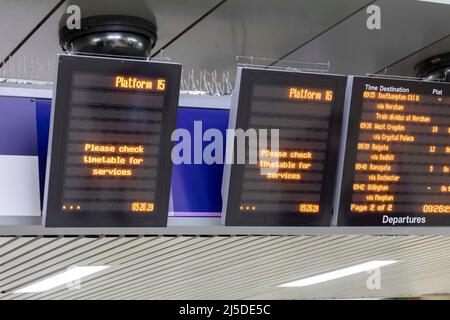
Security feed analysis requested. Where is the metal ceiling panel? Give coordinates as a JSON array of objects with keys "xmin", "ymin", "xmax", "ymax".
[
  {"xmin": 16, "ymin": 236, "xmax": 163, "ymax": 299},
  {"xmin": 0, "ymin": 3, "xmax": 64, "ymax": 81},
  {"xmin": 76, "ymin": 236, "xmax": 281, "ymax": 300},
  {"xmin": 57, "ymin": 236, "xmax": 224, "ymax": 300},
  {"xmin": 0, "ymin": 0, "xmax": 59, "ymax": 62},
  {"xmin": 0, "ymin": 237, "xmax": 74, "ymax": 271},
  {"xmin": 158, "ymin": 0, "xmax": 373, "ymax": 76},
  {"xmin": 2, "ymin": 0, "xmax": 448, "ymax": 81},
  {"xmin": 0, "ymin": 237, "xmax": 37, "ymax": 258},
  {"xmin": 0, "ymin": 237, "xmax": 55, "ymax": 265},
  {"xmin": 0, "ymin": 236, "xmax": 98, "ymax": 293},
  {"xmin": 279, "ymin": 0, "xmax": 450, "ymax": 75},
  {"xmin": 1, "ymin": 235, "xmax": 450, "ymax": 299},
  {"xmin": 146, "ymin": 0, "xmax": 223, "ymax": 53}
]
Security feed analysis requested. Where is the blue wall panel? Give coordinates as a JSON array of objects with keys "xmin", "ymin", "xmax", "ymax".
[
  {"xmin": 171, "ymin": 107, "xmax": 229, "ymax": 216},
  {"xmin": 35, "ymin": 99, "xmax": 52, "ymax": 209}
]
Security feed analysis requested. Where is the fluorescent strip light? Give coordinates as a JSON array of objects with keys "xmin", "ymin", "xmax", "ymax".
[
  {"xmin": 418, "ymin": 0, "xmax": 450, "ymax": 5},
  {"xmin": 279, "ymin": 260, "xmax": 397, "ymax": 287},
  {"xmin": 14, "ymin": 266, "xmax": 110, "ymax": 293}
]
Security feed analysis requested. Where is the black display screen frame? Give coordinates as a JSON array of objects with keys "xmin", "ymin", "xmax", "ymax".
[
  {"xmin": 338, "ymin": 76, "xmax": 450, "ymax": 226},
  {"xmin": 224, "ymin": 68, "xmax": 347, "ymax": 226},
  {"xmin": 43, "ymin": 54, "xmax": 181, "ymax": 227}
]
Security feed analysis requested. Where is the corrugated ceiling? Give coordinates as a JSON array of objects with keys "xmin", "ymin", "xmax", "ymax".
[{"xmin": 1, "ymin": 234, "xmax": 450, "ymax": 300}]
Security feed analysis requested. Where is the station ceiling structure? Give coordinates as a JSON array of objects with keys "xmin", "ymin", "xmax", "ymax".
[
  {"xmin": 0, "ymin": 0, "xmax": 450, "ymax": 300},
  {"xmin": 0, "ymin": 0, "xmax": 449, "ymax": 82}
]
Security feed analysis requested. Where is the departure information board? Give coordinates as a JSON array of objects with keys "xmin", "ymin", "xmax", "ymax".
[
  {"xmin": 223, "ymin": 68, "xmax": 346, "ymax": 226},
  {"xmin": 337, "ymin": 76, "xmax": 450, "ymax": 226},
  {"xmin": 44, "ymin": 55, "xmax": 181, "ymax": 227}
]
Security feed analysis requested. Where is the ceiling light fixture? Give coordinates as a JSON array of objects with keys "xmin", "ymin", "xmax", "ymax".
[
  {"xmin": 279, "ymin": 260, "xmax": 397, "ymax": 287},
  {"xmin": 14, "ymin": 266, "xmax": 110, "ymax": 293}
]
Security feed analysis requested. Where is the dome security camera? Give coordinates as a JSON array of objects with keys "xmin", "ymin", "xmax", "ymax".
[
  {"xmin": 59, "ymin": 0, "xmax": 157, "ymax": 58},
  {"xmin": 415, "ymin": 53, "xmax": 450, "ymax": 82}
]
